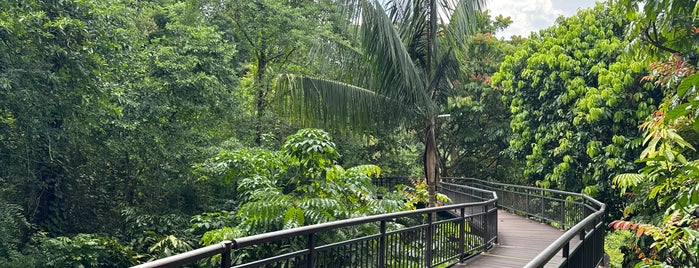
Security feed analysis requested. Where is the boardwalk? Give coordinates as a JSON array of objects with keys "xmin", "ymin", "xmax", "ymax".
[{"xmin": 456, "ymin": 210, "xmax": 577, "ymax": 267}]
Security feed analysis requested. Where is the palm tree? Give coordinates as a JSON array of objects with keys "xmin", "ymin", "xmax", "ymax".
[{"xmin": 276, "ymin": 0, "xmax": 485, "ymax": 207}]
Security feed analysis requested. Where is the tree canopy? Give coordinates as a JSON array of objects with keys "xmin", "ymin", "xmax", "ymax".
[{"xmin": 493, "ymin": 2, "xmax": 661, "ymax": 204}]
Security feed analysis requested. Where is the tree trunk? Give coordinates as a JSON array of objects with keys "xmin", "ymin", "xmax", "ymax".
[
  {"xmin": 425, "ymin": 0, "xmax": 439, "ymax": 208},
  {"xmin": 254, "ymin": 53, "xmax": 267, "ymax": 145},
  {"xmin": 424, "ymin": 118, "xmax": 439, "ymax": 208}
]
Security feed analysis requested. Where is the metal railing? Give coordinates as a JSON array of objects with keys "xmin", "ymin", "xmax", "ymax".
[
  {"xmin": 132, "ymin": 182, "xmax": 498, "ymax": 268},
  {"xmin": 444, "ymin": 178, "xmax": 606, "ymax": 268}
]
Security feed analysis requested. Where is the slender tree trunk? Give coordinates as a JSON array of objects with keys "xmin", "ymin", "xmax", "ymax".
[
  {"xmin": 425, "ymin": 0, "xmax": 439, "ymax": 208},
  {"xmin": 254, "ymin": 53, "xmax": 267, "ymax": 145},
  {"xmin": 424, "ymin": 118, "xmax": 439, "ymax": 207}
]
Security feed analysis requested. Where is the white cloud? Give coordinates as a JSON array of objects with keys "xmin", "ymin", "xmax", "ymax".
[{"xmin": 488, "ymin": 0, "xmax": 598, "ymax": 38}]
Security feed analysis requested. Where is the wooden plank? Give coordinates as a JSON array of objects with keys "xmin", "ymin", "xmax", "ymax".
[{"xmin": 454, "ymin": 210, "xmax": 578, "ymax": 267}]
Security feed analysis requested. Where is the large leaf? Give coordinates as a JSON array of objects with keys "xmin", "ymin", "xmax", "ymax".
[
  {"xmin": 664, "ymin": 102, "xmax": 694, "ymax": 122},
  {"xmin": 677, "ymin": 72, "xmax": 699, "ymax": 98}
]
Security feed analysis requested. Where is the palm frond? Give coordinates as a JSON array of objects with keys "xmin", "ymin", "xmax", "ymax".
[
  {"xmin": 385, "ymin": 0, "xmax": 429, "ymax": 65},
  {"xmin": 360, "ymin": 0, "xmax": 434, "ymax": 115},
  {"xmin": 428, "ymin": 47, "xmax": 459, "ymax": 101},
  {"xmin": 308, "ymin": 37, "xmax": 370, "ymax": 87},
  {"xmin": 276, "ymin": 74, "xmax": 416, "ymax": 131},
  {"xmin": 441, "ymin": 0, "xmax": 487, "ymax": 45}
]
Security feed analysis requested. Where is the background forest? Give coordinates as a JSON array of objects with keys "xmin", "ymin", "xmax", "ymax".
[{"xmin": 0, "ymin": 0, "xmax": 697, "ymax": 267}]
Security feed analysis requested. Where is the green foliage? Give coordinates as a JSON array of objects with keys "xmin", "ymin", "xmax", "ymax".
[
  {"xmin": 616, "ymin": 0, "xmax": 699, "ymax": 60},
  {"xmin": 215, "ymin": 0, "xmax": 324, "ymax": 145},
  {"xmin": 119, "ymin": 207, "xmax": 195, "ymax": 263},
  {"xmin": 399, "ymin": 178, "xmax": 453, "ymax": 210},
  {"xmin": 282, "ymin": 128, "xmax": 340, "ymax": 177},
  {"xmin": 275, "ymin": 0, "xmax": 486, "ymax": 208},
  {"xmin": 611, "ymin": 84, "xmax": 699, "ymax": 267},
  {"xmin": 439, "ymin": 12, "xmax": 522, "ymax": 181},
  {"xmin": 199, "ymin": 129, "xmax": 407, "ymax": 252},
  {"xmin": 605, "ymin": 230, "xmax": 635, "ymax": 268},
  {"xmin": 332, "ymin": 128, "xmax": 424, "ymax": 177},
  {"xmin": 147, "ymin": 235, "xmax": 193, "ymax": 260},
  {"xmin": 0, "ymin": 0, "xmax": 241, "ymax": 239},
  {"xmin": 0, "ymin": 201, "xmax": 30, "ymax": 267},
  {"xmin": 29, "ymin": 233, "xmax": 136, "ymax": 268},
  {"xmin": 609, "ymin": 25, "xmax": 699, "ymax": 264},
  {"xmin": 194, "ymin": 148, "xmax": 283, "ymax": 189},
  {"xmin": 492, "ymin": 3, "xmax": 661, "ymax": 206}
]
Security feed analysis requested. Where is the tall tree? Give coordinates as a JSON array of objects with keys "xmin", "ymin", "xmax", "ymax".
[
  {"xmin": 218, "ymin": 0, "xmax": 319, "ymax": 145},
  {"xmin": 276, "ymin": 0, "xmax": 484, "ymax": 207},
  {"xmin": 492, "ymin": 3, "xmax": 661, "ymax": 206},
  {"xmin": 438, "ymin": 11, "xmax": 519, "ymax": 180}
]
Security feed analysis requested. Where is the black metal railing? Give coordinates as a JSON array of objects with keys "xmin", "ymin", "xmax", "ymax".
[
  {"xmin": 132, "ymin": 177, "xmax": 604, "ymax": 268},
  {"xmin": 444, "ymin": 177, "xmax": 606, "ymax": 268},
  {"xmin": 132, "ymin": 182, "xmax": 497, "ymax": 268}
]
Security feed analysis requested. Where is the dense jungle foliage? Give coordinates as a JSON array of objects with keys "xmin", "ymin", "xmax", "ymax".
[{"xmin": 0, "ymin": 0, "xmax": 697, "ymax": 267}]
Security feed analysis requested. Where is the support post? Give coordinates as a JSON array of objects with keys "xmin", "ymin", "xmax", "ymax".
[
  {"xmin": 425, "ymin": 213, "xmax": 433, "ymax": 267},
  {"xmin": 483, "ymin": 204, "xmax": 489, "ymax": 248},
  {"xmin": 306, "ymin": 233, "xmax": 314, "ymax": 268},
  {"xmin": 560, "ymin": 198, "xmax": 566, "ymax": 228},
  {"xmin": 221, "ymin": 241, "xmax": 232, "ymax": 268},
  {"xmin": 459, "ymin": 207, "xmax": 466, "ymax": 263},
  {"xmin": 540, "ymin": 190, "xmax": 545, "ymax": 219},
  {"xmin": 379, "ymin": 220, "xmax": 386, "ymax": 268},
  {"xmin": 525, "ymin": 190, "xmax": 530, "ymax": 216}
]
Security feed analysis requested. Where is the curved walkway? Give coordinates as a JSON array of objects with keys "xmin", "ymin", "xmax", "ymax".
[{"xmin": 456, "ymin": 210, "xmax": 579, "ymax": 267}]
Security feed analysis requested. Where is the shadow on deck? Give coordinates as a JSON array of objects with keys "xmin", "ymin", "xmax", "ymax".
[{"xmin": 456, "ymin": 210, "xmax": 580, "ymax": 267}]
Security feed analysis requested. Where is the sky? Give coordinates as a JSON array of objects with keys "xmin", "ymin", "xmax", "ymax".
[{"xmin": 488, "ymin": 0, "xmax": 599, "ymax": 38}]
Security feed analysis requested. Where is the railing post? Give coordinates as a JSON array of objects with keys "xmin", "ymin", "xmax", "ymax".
[
  {"xmin": 540, "ymin": 190, "xmax": 545, "ymax": 219},
  {"xmin": 425, "ymin": 213, "xmax": 433, "ymax": 268},
  {"xmin": 559, "ymin": 198, "xmax": 565, "ymax": 228},
  {"xmin": 525, "ymin": 190, "xmax": 530, "ymax": 216},
  {"xmin": 379, "ymin": 220, "xmax": 386, "ymax": 268},
  {"xmin": 221, "ymin": 241, "xmax": 232, "ymax": 268},
  {"xmin": 493, "ymin": 202, "xmax": 499, "ymax": 244},
  {"xmin": 459, "ymin": 207, "xmax": 466, "ymax": 263},
  {"xmin": 482, "ymin": 204, "xmax": 489, "ymax": 248},
  {"xmin": 306, "ymin": 233, "xmax": 314, "ymax": 268}
]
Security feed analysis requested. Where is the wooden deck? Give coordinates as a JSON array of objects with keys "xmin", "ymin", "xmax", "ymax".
[{"xmin": 455, "ymin": 210, "xmax": 578, "ymax": 267}]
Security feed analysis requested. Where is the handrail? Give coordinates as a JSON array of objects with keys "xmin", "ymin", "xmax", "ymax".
[
  {"xmin": 234, "ymin": 197, "xmax": 494, "ymax": 248},
  {"xmin": 132, "ymin": 182, "xmax": 498, "ymax": 268},
  {"xmin": 132, "ymin": 241, "xmax": 232, "ymax": 268},
  {"xmin": 444, "ymin": 177, "xmax": 606, "ymax": 268},
  {"xmin": 525, "ymin": 207, "xmax": 605, "ymax": 267}
]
